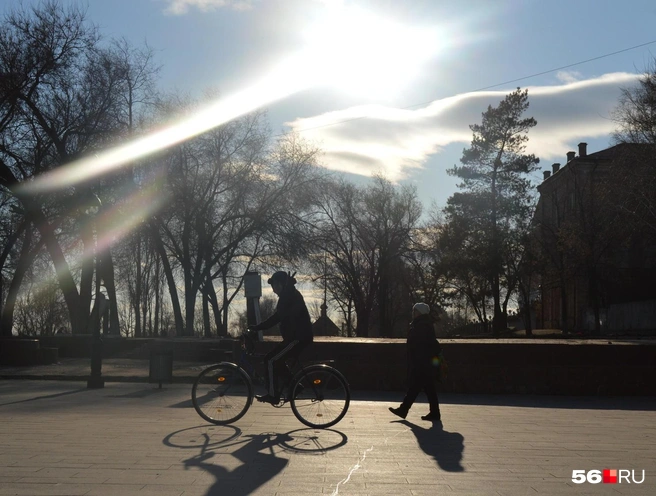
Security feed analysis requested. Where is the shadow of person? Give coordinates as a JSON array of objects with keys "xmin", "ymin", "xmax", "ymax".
[
  {"xmin": 400, "ymin": 420, "xmax": 465, "ymax": 472},
  {"xmin": 183, "ymin": 432, "xmax": 292, "ymax": 496}
]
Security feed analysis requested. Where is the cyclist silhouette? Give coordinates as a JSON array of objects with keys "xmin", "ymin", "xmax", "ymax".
[{"xmin": 248, "ymin": 271, "xmax": 313, "ymax": 404}]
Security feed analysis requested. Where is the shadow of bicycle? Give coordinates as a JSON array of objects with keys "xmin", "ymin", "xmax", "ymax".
[{"xmin": 163, "ymin": 425, "xmax": 348, "ymax": 495}]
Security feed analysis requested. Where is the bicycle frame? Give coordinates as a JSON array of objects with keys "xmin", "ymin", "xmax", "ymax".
[
  {"xmin": 192, "ymin": 334, "xmax": 350, "ymax": 428},
  {"xmin": 236, "ymin": 342, "xmax": 332, "ymax": 403}
]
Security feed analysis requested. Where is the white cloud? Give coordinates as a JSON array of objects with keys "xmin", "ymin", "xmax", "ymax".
[
  {"xmin": 285, "ymin": 72, "xmax": 641, "ymax": 181},
  {"xmin": 161, "ymin": 0, "xmax": 255, "ymax": 15},
  {"xmin": 555, "ymin": 70, "xmax": 583, "ymax": 84}
]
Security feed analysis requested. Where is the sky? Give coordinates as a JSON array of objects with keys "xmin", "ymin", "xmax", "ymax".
[
  {"xmin": 2, "ymin": 0, "xmax": 656, "ymax": 318},
  {"xmin": 3, "ymin": 0, "xmax": 656, "ymax": 210}
]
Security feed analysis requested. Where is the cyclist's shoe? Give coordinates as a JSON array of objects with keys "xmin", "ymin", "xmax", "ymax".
[
  {"xmin": 256, "ymin": 394, "xmax": 281, "ymax": 405},
  {"xmin": 388, "ymin": 406, "xmax": 408, "ymax": 419}
]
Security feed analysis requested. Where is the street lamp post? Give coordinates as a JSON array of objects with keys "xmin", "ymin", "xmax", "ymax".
[{"xmin": 86, "ymin": 194, "xmax": 104, "ymax": 389}]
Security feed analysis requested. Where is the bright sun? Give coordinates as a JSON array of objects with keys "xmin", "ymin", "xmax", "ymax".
[
  {"xmin": 20, "ymin": 5, "xmax": 443, "ymax": 195},
  {"xmin": 301, "ymin": 6, "xmax": 441, "ymax": 98}
]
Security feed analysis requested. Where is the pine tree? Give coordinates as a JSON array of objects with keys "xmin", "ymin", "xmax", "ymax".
[{"xmin": 447, "ymin": 88, "xmax": 539, "ymax": 337}]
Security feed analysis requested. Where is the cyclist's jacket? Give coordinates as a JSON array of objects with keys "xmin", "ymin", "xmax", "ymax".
[{"xmin": 254, "ymin": 286, "xmax": 313, "ymax": 343}]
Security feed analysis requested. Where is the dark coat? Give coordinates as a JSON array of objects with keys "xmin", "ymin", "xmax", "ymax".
[
  {"xmin": 406, "ymin": 313, "xmax": 441, "ymax": 375},
  {"xmin": 255, "ymin": 286, "xmax": 313, "ymax": 343}
]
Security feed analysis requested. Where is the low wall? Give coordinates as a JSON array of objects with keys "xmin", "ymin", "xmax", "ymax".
[
  {"xmin": 132, "ymin": 336, "xmax": 656, "ymax": 395},
  {"xmin": 291, "ymin": 338, "xmax": 656, "ymax": 396},
  {"xmin": 6, "ymin": 336, "xmax": 655, "ymax": 395},
  {"xmin": 36, "ymin": 335, "xmax": 151, "ymax": 358},
  {"xmin": 0, "ymin": 338, "xmax": 59, "ymax": 365}
]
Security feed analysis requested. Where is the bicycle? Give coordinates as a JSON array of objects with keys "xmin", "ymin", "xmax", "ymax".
[{"xmin": 191, "ymin": 333, "xmax": 350, "ymax": 429}]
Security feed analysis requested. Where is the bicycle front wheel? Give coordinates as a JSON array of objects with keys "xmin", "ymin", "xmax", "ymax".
[
  {"xmin": 290, "ymin": 364, "xmax": 350, "ymax": 428},
  {"xmin": 192, "ymin": 363, "xmax": 253, "ymax": 425}
]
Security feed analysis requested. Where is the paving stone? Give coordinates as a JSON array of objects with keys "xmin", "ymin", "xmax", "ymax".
[{"xmin": 0, "ymin": 379, "xmax": 655, "ymax": 495}]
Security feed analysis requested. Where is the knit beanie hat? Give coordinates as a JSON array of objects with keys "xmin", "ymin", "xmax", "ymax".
[{"xmin": 413, "ymin": 302, "xmax": 430, "ymax": 315}]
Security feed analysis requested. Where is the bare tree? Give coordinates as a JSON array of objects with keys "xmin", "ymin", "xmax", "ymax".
[
  {"xmin": 0, "ymin": 1, "xmax": 162, "ymax": 336},
  {"xmin": 612, "ymin": 59, "xmax": 656, "ymax": 145},
  {"xmin": 309, "ymin": 175, "xmax": 421, "ymax": 337},
  {"xmin": 1, "ymin": 1, "xmax": 106, "ymax": 334},
  {"xmin": 151, "ymin": 97, "xmax": 320, "ymax": 336},
  {"xmin": 610, "ymin": 60, "xmax": 656, "ymax": 238}
]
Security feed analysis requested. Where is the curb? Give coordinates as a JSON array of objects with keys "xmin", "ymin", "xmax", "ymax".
[{"xmin": 0, "ymin": 375, "xmax": 198, "ymax": 384}]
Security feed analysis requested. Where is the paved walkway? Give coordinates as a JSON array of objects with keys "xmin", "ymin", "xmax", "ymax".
[
  {"xmin": 0, "ymin": 358, "xmax": 203, "ymax": 383},
  {"xmin": 0, "ymin": 370, "xmax": 655, "ymax": 495}
]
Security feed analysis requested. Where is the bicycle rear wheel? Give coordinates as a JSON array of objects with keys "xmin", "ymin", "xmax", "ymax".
[
  {"xmin": 192, "ymin": 363, "xmax": 253, "ymax": 425},
  {"xmin": 290, "ymin": 364, "xmax": 350, "ymax": 428}
]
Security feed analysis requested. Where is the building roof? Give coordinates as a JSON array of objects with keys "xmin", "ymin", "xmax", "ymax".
[
  {"xmin": 538, "ymin": 143, "xmax": 654, "ymax": 190},
  {"xmin": 582, "ymin": 142, "xmax": 651, "ymax": 161},
  {"xmin": 312, "ymin": 315, "xmax": 341, "ymax": 336}
]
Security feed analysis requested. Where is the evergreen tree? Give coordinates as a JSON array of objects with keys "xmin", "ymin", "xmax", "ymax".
[{"xmin": 447, "ymin": 88, "xmax": 539, "ymax": 336}]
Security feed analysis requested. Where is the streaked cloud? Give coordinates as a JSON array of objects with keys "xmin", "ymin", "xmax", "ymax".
[
  {"xmin": 556, "ymin": 70, "xmax": 583, "ymax": 84},
  {"xmin": 161, "ymin": 0, "xmax": 255, "ymax": 15},
  {"xmin": 285, "ymin": 72, "xmax": 641, "ymax": 181}
]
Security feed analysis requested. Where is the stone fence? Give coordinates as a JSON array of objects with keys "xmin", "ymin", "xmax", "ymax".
[{"xmin": 2, "ymin": 335, "xmax": 654, "ymax": 396}]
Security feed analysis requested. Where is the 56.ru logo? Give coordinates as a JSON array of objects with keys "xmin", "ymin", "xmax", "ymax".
[{"xmin": 572, "ymin": 470, "xmax": 645, "ymax": 484}]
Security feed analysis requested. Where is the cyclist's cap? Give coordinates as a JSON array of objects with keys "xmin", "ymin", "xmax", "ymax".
[
  {"xmin": 267, "ymin": 271, "xmax": 289, "ymax": 285},
  {"xmin": 413, "ymin": 302, "xmax": 430, "ymax": 315}
]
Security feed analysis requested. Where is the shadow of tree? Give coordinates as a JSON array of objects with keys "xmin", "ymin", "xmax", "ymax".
[
  {"xmin": 399, "ymin": 420, "xmax": 465, "ymax": 472},
  {"xmin": 0, "ymin": 387, "xmax": 88, "ymax": 407}
]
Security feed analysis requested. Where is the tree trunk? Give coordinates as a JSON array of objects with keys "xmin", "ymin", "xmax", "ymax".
[
  {"xmin": 205, "ymin": 278, "xmax": 224, "ymax": 337},
  {"xmin": 346, "ymin": 299, "xmax": 353, "ymax": 337},
  {"xmin": 150, "ymin": 220, "xmax": 184, "ymax": 335},
  {"xmin": 142, "ymin": 281, "xmax": 149, "ymax": 337},
  {"xmin": 490, "ymin": 166, "xmax": 502, "ymax": 338},
  {"xmin": 31, "ymin": 207, "xmax": 82, "ymax": 335},
  {"xmin": 378, "ymin": 277, "xmax": 388, "ymax": 337},
  {"xmin": 182, "ymin": 223, "xmax": 196, "ymax": 337},
  {"xmin": 0, "ymin": 226, "xmax": 37, "ymax": 336},
  {"xmin": 202, "ymin": 288, "xmax": 211, "ymax": 338},
  {"xmin": 100, "ymin": 249, "xmax": 121, "ymax": 335},
  {"xmin": 354, "ymin": 299, "xmax": 369, "ymax": 337},
  {"xmin": 79, "ymin": 219, "xmax": 94, "ymax": 334},
  {"xmin": 492, "ymin": 273, "xmax": 505, "ymax": 337},
  {"xmin": 0, "ymin": 219, "xmax": 28, "ymax": 335},
  {"xmin": 134, "ymin": 235, "xmax": 142, "ymax": 337},
  {"xmin": 185, "ymin": 286, "xmax": 196, "ymax": 337},
  {"xmin": 153, "ymin": 256, "xmax": 160, "ymax": 337}
]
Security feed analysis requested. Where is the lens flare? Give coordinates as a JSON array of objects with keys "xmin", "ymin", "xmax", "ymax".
[
  {"xmin": 17, "ymin": 6, "xmax": 440, "ymax": 196},
  {"xmin": 94, "ymin": 187, "xmax": 169, "ymax": 254},
  {"xmin": 17, "ymin": 58, "xmax": 313, "ymax": 195}
]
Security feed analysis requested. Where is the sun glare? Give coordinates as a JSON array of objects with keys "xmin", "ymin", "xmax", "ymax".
[
  {"xmin": 301, "ymin": 6, "xmax": 441, "ymax": 98},
  {"xmin": 17, "ymin": 5, "xmax": 439, "ymax": 195}
]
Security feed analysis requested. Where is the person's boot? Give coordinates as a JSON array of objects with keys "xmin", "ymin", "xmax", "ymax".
[
  {"xmin": 421, "ymin": 411, "xmax": 441, "ymax": 421},
  {"xmin": 388, "ymin": 406, "xmax": 408, "ymax": 419}
]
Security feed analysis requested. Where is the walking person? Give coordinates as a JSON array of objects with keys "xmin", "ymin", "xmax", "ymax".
[
  {"xmin": 389, "ymin": 302, "xmax": 442, "ymax": 421},
  {"xmin": 248, "ymin": 271, "xmax": 313, "ymax": 404}
]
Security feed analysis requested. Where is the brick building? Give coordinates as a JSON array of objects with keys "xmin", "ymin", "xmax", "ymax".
[{"xmin": 534, "ymin": 142, "xmax": 656, "ymax": 334}]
